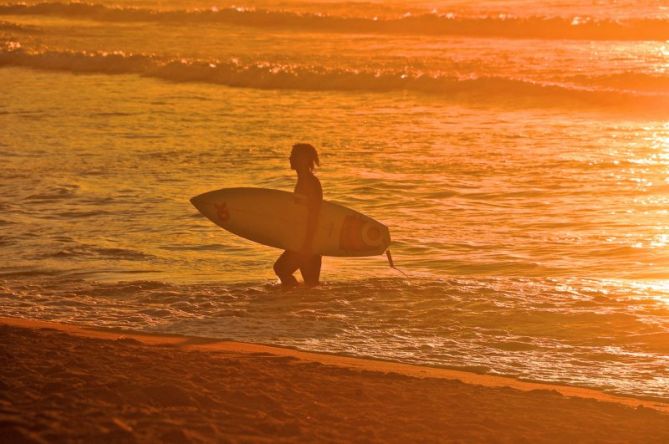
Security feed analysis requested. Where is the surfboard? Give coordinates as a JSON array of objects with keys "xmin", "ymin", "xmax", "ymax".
[{"xmin": 190, "ymin": 187, "xmax": 390, "ymax": 257}]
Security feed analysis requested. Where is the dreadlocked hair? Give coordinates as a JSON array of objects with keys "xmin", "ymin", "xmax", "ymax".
[{"xmin": 291, "ymin": 143, "xmax": 320, "ymax": 170}]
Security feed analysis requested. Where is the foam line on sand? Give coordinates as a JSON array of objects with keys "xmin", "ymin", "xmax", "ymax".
[{"xmin": 2, "ymin": 316, "xmax": 667, "ymax": 414}]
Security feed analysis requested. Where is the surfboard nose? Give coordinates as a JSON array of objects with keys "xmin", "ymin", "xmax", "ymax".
[
  {"xmin": 190, "ymin": 192, "xmax": 212, "ymax": 212},
  {"xmin": 190, "ymin": 194, "xmax": 202, "ymax": 209}
]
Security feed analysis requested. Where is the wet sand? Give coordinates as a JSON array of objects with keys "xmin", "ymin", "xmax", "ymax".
[{"xmin": 2, "ymin": 317, "xmax": 668, "ymax": 443}]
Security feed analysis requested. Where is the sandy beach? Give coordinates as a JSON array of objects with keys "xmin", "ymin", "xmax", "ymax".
[{"xmin": 2, "ymin": 317, "xmax": 668, "ymax": 443}]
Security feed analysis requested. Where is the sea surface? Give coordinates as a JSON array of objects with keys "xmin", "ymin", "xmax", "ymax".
[{"xmin": 2, "ymin": 0, "xmax": 669, "ymax": 401}]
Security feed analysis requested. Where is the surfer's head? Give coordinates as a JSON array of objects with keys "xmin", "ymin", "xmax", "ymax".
[{"xmin": 290, "ymin": 143, "xmax": 320, "ymax": 172}]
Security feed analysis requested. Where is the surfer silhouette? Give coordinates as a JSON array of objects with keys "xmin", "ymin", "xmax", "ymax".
[{"xmin": 273, "ymin": 143, "xmax": 323, "ymax": 288}]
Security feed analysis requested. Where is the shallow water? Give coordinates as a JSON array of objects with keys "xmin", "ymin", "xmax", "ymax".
[{"xmin": 1, "ymin": 0, "xmax": 669, "ymax": 401}]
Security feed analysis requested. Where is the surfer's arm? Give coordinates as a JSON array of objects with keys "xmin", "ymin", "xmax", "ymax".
[{"xmin": 301, "ymin": 178, "xmax": 322, "ymax": 255}]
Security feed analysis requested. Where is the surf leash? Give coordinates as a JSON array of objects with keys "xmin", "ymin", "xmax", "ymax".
[{"xmin": 386, "ymin": 249, "xmax": 409, "ymax": 278}]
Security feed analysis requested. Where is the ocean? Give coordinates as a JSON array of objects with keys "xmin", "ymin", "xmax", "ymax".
[{"xmin": 1, "ymin": 0, "xmax": 668, "ymax": 401}]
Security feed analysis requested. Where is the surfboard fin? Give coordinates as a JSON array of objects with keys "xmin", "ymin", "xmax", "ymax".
[{"xmin": 386, "ymin": 249, "xmax": 409, "ymax": 278}]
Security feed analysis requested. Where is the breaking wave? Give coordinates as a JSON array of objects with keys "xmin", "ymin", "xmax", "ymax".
[
  {"xmin": 1, "ymin": 43, "xmax": 668, "ymax": 112},
  {"xmin": 0, "ymin": 19, "xmax": 39, "ymax": 33},
  {"xmin": 565, "ymin": 72, "xmax": 669, "ymax": 93},
  {"xmin": 2, "ymin": 2, "xmax": 669, "ymax": 40}
]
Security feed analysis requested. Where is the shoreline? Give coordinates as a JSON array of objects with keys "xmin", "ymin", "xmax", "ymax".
[
  {"xmin": 3, "ymin": 316, "xmax": 668, "ymax": 415},
  {"xmin": 3, "ymin": 315, "xmax": 669, "ymax": 442}
]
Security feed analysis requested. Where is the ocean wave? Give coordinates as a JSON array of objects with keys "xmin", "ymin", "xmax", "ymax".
[
  {"xmin": 566, "ymin": 72, "xmax": 669, "ymax": 93},
  {"xmin": 2, "ymin": 2, "xmax": 669, "ymax": 40},
  {"xmin": 0, "ymin": 19, "xmax": 39, "ymax": 33},
  {"xmin": 49, "ymin": 244, "xmax": 154, "ymax": 261},
  {"xmin": 2, "ymin": 44, "xmax": 667, "ymax": 111}
]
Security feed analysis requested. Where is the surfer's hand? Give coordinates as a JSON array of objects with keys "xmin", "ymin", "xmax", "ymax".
[{"xmin": 298, "ymin": 244, "xmax": 312, "ymax": 257}]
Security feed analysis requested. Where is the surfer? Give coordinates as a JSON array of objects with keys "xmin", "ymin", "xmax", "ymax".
[{"xmin": 273, "ymin": 143, "xmax": 322, "ymax": 288}]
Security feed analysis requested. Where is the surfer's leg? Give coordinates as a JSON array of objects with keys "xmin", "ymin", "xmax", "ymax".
[
  {"xmin": 273, "ymin": 251, "xmax": 300, "ymax": 287},
  {"xmin": 300, "ymin": 255, "xmax": 322, "ymax": 287}
]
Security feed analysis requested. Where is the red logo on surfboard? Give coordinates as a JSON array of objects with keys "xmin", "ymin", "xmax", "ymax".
[{"xmin": 215, "ymin": 202, "xmax": 230, "ymax": 222}]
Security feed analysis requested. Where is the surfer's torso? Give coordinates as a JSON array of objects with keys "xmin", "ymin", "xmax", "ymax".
[{"xmin": 294, "ymin": 173, "xmax": 322, "ymax": 207}]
